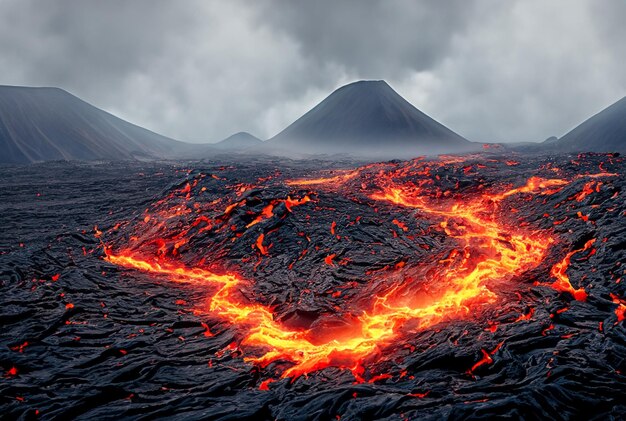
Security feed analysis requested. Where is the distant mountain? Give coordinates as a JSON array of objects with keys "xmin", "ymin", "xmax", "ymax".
[
  {"xmin": 0, "ymin": 85, "xmax": 188, "ymax": 164},
  {"xmin": 212, "ymin": 132, "xmax": 262, "ymax": 151},
  {"xmin": 555, "ymin": 96, "xmax": 626, "ymax": 153},
  {"xmin": 264, "ymin": 80, "xmax": 475, "ymax": 158}
]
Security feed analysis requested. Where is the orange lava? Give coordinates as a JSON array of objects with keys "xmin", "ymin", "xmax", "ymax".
[
  {"xmin": 611, "ymin": 294, "xmax": 626, "ymax": 323},
  {"xmin": 105, "ymin": 252, "xmax": 276, "ymax": 327},
  {"xmin": 256, "ymin": 233, "xmax": 269, "ymax": 255},
  {"xmin": 102, "ymin": 155, "xmax": 624, "ymax": 380},
  {"xmin": 547, "ymin": 239, "xmax": 595, "ymax": 301},
  {"xmin": 104, "ymin": 168, "xmax": 576, "ymax": 379},
  {"xmin": 286, "ymin": 169, "xmax": 361, "ymax": 186}
]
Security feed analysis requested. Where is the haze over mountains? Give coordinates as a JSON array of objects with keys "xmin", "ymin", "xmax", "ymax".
[{"xmin": 0, "ymin": 81, "xmax": 624, "ymax": 164}]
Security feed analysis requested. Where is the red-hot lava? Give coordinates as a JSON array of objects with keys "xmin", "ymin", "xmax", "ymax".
[{"xmin": 103, "ymin": 157, "xmax": 616, "ymax": 380}]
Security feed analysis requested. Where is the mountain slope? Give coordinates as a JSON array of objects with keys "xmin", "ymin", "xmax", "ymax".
[
  {"xmin": 0, "ymin": 85, "xmax": 187, "ymax": 164},
  {"xmin": 264, "ymin": 80, "xmax": 474, "ymax": 158},
  {"xmin": 212, "ymin": 132, "xmax": 262, "ymax": 151},
  {"xmin": 556, "ymin": 96, "xmax": 626, "ymax": 153}
]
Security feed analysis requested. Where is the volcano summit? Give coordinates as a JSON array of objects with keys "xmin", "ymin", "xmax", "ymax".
[{"xmin": 264, "ymin": 80, "xmax": 476, "ymax": 159}]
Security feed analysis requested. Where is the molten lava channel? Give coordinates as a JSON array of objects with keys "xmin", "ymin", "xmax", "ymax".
[{"xmin": 104, "ymin": 165, "xmax": 597, "ymax": 380}]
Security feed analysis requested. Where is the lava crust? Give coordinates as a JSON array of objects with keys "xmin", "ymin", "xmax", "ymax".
[{"xmin": 1, "ymin": 153, "xmax": 625, "ymax": 420}]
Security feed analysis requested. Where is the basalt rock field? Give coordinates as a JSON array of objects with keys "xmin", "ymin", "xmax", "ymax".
[{"xmin": 1, "ymin": 152, "xmax": 625, "ymax": 420}]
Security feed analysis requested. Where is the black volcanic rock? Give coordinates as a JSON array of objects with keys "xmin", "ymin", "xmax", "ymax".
[
  {"xmin": 265, "ymin": 80, "xmax": 475, "ymax": 158},
  {"xmin": 0, "ymin": 85, "xmax": 188, "ymax": 164},
  {"xmin": 556, "ymin": 96, "xmax": 626, "ymax": 152},
  {"xmin": 212, "ymin": 131, "xmax": 262, "ymax": 151},
  {"xmin": 2, "ymin": 154, "xmax": 625, "ymax": 419}
]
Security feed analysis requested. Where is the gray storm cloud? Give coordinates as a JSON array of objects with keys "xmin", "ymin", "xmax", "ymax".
[{"xmin": 0, "ymin": 0, "xmax": 624, "ymax": 143}]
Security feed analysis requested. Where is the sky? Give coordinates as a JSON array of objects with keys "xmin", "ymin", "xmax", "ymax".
[{"xmin": 1, "ymin": 0, "xmax": 625, "ymax": 143}]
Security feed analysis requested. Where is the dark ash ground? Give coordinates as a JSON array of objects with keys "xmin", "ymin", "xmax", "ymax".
[{"xmin": 1, "ymin": 153, "xmax": 625, "ymax": 420}]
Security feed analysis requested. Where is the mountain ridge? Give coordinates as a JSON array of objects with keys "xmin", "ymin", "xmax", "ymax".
[
  {"xmin": 212, "ymin": 131, "xmax": 262, "ymax": 151},
  {"xmin": 555, "ymin": 96, "xmax": 626, "ymax": 152},
  {"xmin": 264, "ymin": 80, "xmax": 475, "ymax": 158},
  {"xmin": 0, "ymin": 85, "xmax": 188, "ymax": 164}
]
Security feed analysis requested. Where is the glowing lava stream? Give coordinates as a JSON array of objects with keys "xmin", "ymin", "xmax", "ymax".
[{"xmin": 105, "ymin": 176, "xmax": 568, "ymax": 379}]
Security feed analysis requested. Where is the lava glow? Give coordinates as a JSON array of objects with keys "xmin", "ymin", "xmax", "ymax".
[
  {"xmin": 103, "ymin": 159, "xmax": 611, "ymax": 380},
  {"xmin": 547, "ymin": 239, "xmax": 595, "ymax": 301},
  {"xmin": 285, "ymin": 169, "xmax": 362, "ymax": 187}
]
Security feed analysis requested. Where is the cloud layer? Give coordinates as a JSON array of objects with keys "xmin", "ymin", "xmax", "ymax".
[{"xmin": 1, "ymin": 0, "xmax": 624, "ymax": 143}]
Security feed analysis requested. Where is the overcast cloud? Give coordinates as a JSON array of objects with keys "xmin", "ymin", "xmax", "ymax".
[{"xmin": 0, "ymin": 0, "xmax": 624, "ymax": 143}]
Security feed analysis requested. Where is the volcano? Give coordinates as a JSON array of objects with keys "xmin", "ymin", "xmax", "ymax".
[
  {"xmin": 264, "ymin": 80, "xmax": 475, "ymax": 159},
  {"xmin": 555, "ymin": 95, "xmax": 626, "ymax": 153},
  {"xmin": 0, "ymin": 85, "xmax": 187, "ymax": 164},
  {"xmin": 212, "ymin": 131, "xmax": 262, "ymax": 151}
]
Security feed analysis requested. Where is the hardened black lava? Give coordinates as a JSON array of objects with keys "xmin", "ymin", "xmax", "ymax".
[{"xmin": 1, "ymin": 153, "xmax": 625, "ymax": 421}]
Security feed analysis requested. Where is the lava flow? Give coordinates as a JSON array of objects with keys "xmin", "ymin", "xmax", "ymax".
[
  {"xmin": 4, "ymin": 154, "xmax": 625, "ymax": 419},
  {"xmin": 102, "ymin": 157, "xmax": 614, "ymax": 380}
]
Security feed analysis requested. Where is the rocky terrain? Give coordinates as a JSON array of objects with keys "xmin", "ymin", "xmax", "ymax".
[{"xmin": 1, "ymin": 152, "xmax": 625, "ymax": 420}]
